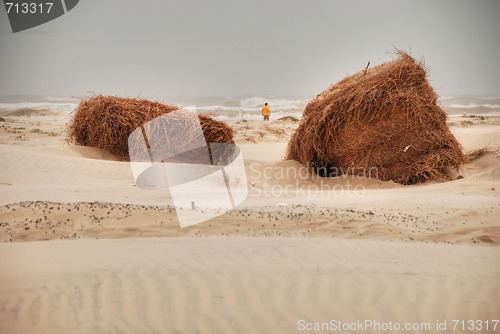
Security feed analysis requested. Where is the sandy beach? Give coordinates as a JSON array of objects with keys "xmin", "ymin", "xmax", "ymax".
[
  {"xmin": 0, "ymin": 114, "xmax": 499, "ymax": 333},
  {"xmin": 1, "ymin": 237, "xmax": 499, "ymax": 333}
]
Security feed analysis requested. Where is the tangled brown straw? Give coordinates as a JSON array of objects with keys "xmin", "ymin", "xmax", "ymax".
[
  {"xmin": 66, "ymin": 95, "xmax": 234, "ymax": 161},
  {"xmin": 286, "ymin": 51, "xmax": 463, "ymax": 185}
]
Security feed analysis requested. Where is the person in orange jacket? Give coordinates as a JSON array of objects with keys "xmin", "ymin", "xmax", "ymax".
[{"xmin": 262, "ymin": 102, "xmax": 270, "ymax": 121}]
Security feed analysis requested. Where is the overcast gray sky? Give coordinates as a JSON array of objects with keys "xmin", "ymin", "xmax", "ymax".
[{"xmin": 0, "ymin": 0, "xmax": 499, "ymax": 99}]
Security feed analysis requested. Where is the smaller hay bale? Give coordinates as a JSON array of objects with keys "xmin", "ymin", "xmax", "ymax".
[{"xmin": 66, "ymin": 95, "xmax": 234, "ymax": 160}]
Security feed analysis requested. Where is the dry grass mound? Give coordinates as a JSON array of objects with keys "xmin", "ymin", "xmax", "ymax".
[
  {"xmin": 67, "ymin": 95, "xmax": 234, "ymax": 161},
  {"xmin": 278, "ymin": 116, "xmax": 299, "ymax": 122},
  {"xmin": 286, "ymin": 51, "xmax": 464, "ymax": 185}
]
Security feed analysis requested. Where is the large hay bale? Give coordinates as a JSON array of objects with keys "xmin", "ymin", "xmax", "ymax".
[
  {"xmin": 67, "ymin": 95, "xmax": 234, "ymax": 160},
  {"xmin": 286, "ymin": 52, "xmax": 463, "ymax": 185}
]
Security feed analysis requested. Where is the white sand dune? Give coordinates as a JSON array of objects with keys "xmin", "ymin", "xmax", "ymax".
[
  {"xmin": 1, "ymin": 117, "xmax": 499, "ymax": 333},
  {"xmin": 0, "ymin": 144, "xmax": 169, "ymax": 206},
  {"xmin": 452, "ymin": 125, "xmax": 500, "ymax": 151},
  {"xmin": 0, "ymin": 237, "xmax": 498, "ymax": 334},
  {"xmin": 1, "ymin": 120, "xmax": 500, "ymax": 244}
]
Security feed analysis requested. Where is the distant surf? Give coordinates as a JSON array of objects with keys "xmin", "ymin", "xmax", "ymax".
[
  {"xmin": 439, "ymin": 95, "xmax": 500, "ymax": 116},
  {"xmin": 1, "ymin": 95, "xmax": 499, "ymax": 119}
]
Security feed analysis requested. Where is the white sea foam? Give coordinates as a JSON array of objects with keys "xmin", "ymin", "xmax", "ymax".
[
  {"xmin": 0, "ymin": 102, "xmax": 77, "ymax": 113},
  {"xmin": 45, "ymin": 96, "xmax": 80, "ymax": 102},
  {"xmin": 214, "ymin": 110, "xmax": 303, "ymax": 122},
  {"xmin": 448, "ymin": 103, "xmax": 500, "ymax": 109},
  {"xmin": 239, "ymin": 96, "xmax": 308, "ymax": 110},
  {"xmin": 4, "ymin": 95, "xmax": 498, "ymax": 120},
  {"xmin": 195, "ymin": 105, "xmax": 257, "ymax": 112}
]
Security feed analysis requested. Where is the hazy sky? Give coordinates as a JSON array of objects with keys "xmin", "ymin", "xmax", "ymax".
[{"xmin": 0, "ymin": 0, "xmax": 499, "ymax": 99}]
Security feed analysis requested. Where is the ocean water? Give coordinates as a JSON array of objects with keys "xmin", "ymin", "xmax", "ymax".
[
  {"xmin": 0, "ymin": 95, "xmax": 79, "ymax": 120},
  {"xmin": 439, "ymin": 95, "xmax": 500, "ymax": 116},
  {"xmin": 1, "ymin": 95, "xmax": 499, "ymax": 121}
]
